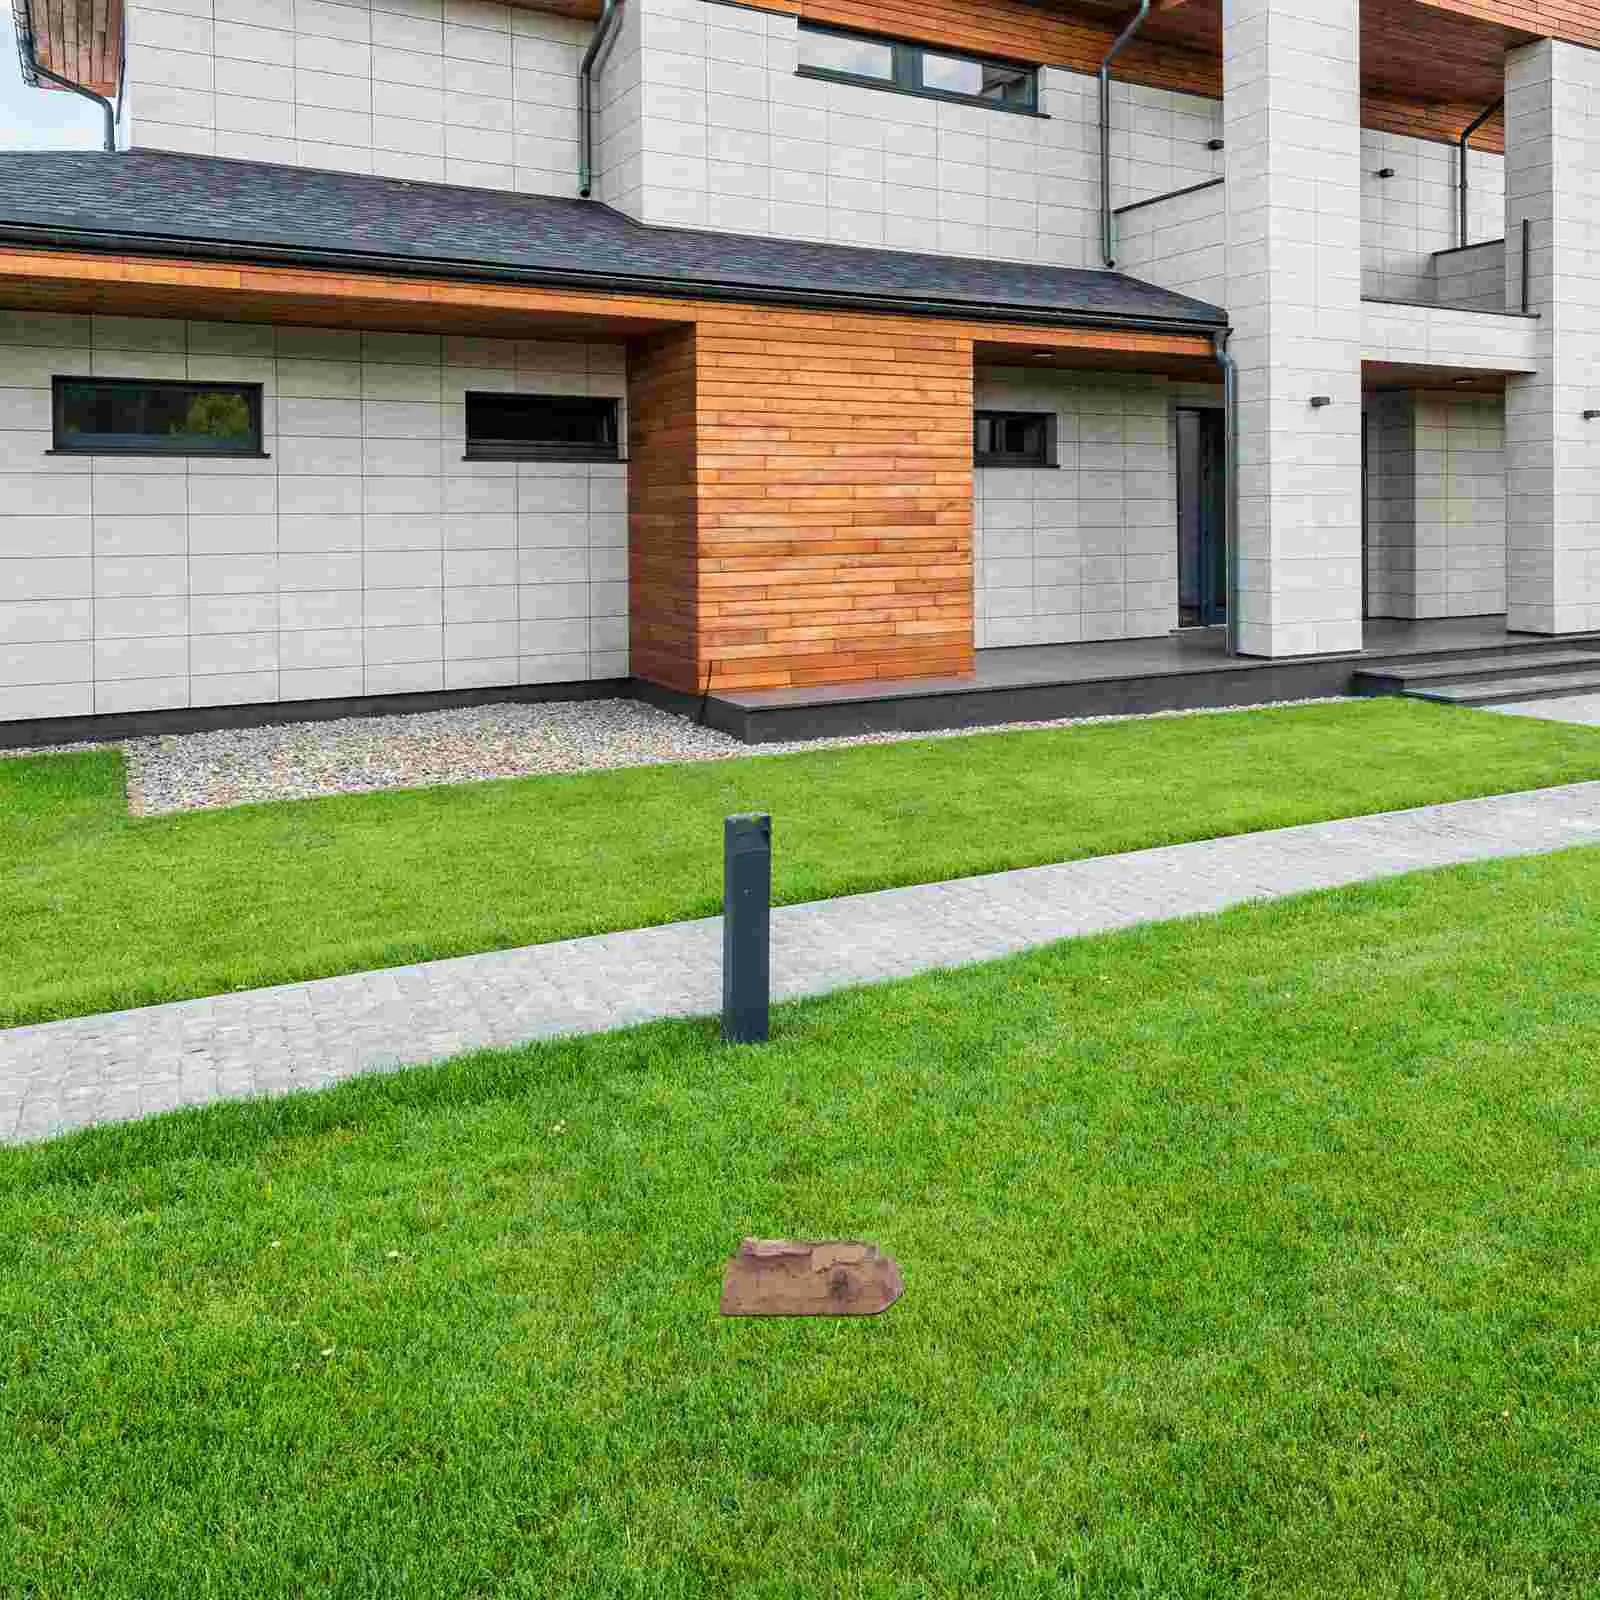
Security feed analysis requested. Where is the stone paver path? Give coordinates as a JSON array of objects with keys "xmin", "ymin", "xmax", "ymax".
[
  {"xmin": 7, "ymin": 780, "xmax": 1600, "ymax": 1143},
  {"xmin": 1490, "ymin": 692, "xmax": 1600, "ymax": 726}
]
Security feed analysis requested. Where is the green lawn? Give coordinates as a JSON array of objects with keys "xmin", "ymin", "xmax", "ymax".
[
  {"xmin": 6, "ymin": 847, "xmax": 1600, "ymax": 1596},
  {"xmin": 7, "ymin": 698, "xmax": 1600, "ymax": 1028}
]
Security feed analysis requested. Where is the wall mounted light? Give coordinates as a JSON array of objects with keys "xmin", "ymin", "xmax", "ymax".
[
  {"xmin": 1584, "ymin": 409, "xmax": 1600, "ymax": 421},
  {"xmin": 1375, "ymin": 167, "xmax": 1397, "ymax": 179},
  {"xmin": 1310, "ymin": 396, "xmax": 1333, "ymax": 408},
  {"xmin": 1206, "ymin": 138, "xmax": 1224, "ymax": 151}
]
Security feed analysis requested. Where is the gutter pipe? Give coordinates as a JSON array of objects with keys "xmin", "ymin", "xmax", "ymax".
[
  {"xmin": 1213, "ymin": 328, "xmax": 1240, "ymax": 657},
  {"xmin": 578, "ymin": 0, "xmax": 624, "ymax": 199},
  {"xmin": 1099, "ymin": 0, "xmax": 1151, "ymax": 267},
  {"xmin": 12, "ymin": 1, "xmax": 117, "ymax": 152},
  {"xmin": 1457, "ymin": 96, "xmax": 1503, "ymax": 250}
]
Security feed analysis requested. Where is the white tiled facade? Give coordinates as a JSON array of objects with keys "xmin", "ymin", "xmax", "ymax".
[
  {"xmin": 1224, "ymin": 0, "xmax": 1364, "ymax": 657},
  {"xmin": 973, "ymin": 370, "xmax": 1180, "ymax": 647},
  {"xmin": 1503, "ymin": 38, "xmax": 1600, "ymax": 636},
  {"xmin": 125, "ymin": 0, "xmax": 593, "ymax": 194},
  {"xmin": 0, "ymin": 312, "xmax": 628, "ymax": 722},
  {"xmin": 14, "ymin": 0, "xmax": 1600, "ymax": 729},
  {"xmin": 1365, "ymin": 389, "xmax": 1507, "ymax": 620},
  {"xmin": 594, "ymin": 0, "xmax": 1225, "ymax": 263}
]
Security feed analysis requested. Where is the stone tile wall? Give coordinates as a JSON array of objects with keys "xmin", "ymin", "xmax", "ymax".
[{"xmin": 0, "ymin": 311, "xmax": 628, "ymax": 723}]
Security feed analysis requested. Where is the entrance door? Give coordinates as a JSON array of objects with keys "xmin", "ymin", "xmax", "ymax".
[{"xmin": 1176, "ymin": 407, "xmax": 1227, "ymax": 628}]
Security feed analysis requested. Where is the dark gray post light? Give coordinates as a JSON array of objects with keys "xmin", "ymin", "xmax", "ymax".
[{"xmin": 722, "ymin": 813, "xmax": 771, "ymax": 1045}]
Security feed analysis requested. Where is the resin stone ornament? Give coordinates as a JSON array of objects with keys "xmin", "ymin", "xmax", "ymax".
[{"xmin": 719, "ymin": 1238, "xmax": 904, "ymax": 1317}]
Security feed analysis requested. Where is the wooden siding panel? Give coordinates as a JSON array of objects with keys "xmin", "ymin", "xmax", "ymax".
[
  {"xmin": 628, "ymin": 326, "xmax": 701, "ymax": 694},
  {"xmin": 686, "ymin": 305, "xmax": 975, "ymax": 691}
]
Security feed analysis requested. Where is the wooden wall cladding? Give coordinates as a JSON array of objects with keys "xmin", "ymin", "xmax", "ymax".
[
  {"xmin": 1416, "ymin": 0, "xmax": 1600, "ymax": 49},
  {"xmin": 631, "ymin": 309, "xmax": 978, "ymax": 693},
  {"xmin": 628, "ymin": 327, "xmax": 702, "ymax": 693}
]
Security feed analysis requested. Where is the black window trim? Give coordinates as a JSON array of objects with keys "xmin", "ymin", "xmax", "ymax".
[
  {"xmin": 796, "ymin": 21, "xmax": 1045, "ymax": 118},
  {"xmin": 462, "ymin": 390, "xmax": 625, "ymax": 463},
  {"xmin": 49, "ymin": 374, "xmax": 268, "ymax": 458},
  {"xmin": 974, "ymin": 409, "xmax": 1057, "ymax": 469}
]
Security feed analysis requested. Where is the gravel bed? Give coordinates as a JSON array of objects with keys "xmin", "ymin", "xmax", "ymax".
[{"xmin": 2, "ymin": 694, "xmax": 1348, "ymax": 817}]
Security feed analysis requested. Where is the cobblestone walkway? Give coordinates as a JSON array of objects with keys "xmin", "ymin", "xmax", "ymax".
[{"xmin": 8, "ymin": 780, "xmax": 1600, "ymax": 1143}]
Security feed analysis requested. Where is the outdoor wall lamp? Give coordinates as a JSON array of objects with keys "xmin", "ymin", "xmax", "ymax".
[
  {"xmin": 1206, "ymin": 138, "xmax": 1224, "ymax": 151},
  {"xmin": 1375, "ymin": 167, "xmax": 1396, "ymax": 178},
  {"xmin": 1310, "ymin": 396, "xmax": 1333, "ymax": 408},
  {"xmin": 1584, "ymin": 410, "xmax": 1600, "ymax": 421}
]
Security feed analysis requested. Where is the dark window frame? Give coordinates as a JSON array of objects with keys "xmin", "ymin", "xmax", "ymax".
[
  {"xmin": 50, "ymin": 375, "xmax": 267, "ymax": 458},
  {"xmin": 796, "ymin": 22, "xmax": 1041, "ymax": 116},
  {"xmin": 974, "ymin": 410, "xmax": 1056, "ymax": 469},
  {"xmin": 463, "ymin": 391, "xmax": 624, "ymax": 463}
]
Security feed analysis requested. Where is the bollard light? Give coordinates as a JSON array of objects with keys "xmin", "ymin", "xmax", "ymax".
[{"xmin": 722, "ymin": 812, "xmax": 771, "ymax": 1044}]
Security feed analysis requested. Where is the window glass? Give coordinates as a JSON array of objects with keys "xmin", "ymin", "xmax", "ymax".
[
  {"xmin": 54, "ymin": 379, "xmax": 261, "ymax": 454},
  {"xmin": 974, "ymin": 411, "xmax": 1053, "ymax": 466},
  {"xmin": 797, "ymin": 28, "xmax": 894, "ymax": 81},
  {"xmin": 797, "ymin": 24, "xmax": 1036, "ymax": 112},
  {"xmin": 920, "ymin": 51, "xmax": 1034, "ymax": 106},
  {"xmin": 466, "ymin": 393, "xmax": 621, "ymax": 460}
]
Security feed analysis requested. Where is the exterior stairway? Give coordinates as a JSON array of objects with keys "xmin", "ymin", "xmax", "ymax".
[{"xmin": 1352, "ymin": 642, "xmax": 1600, "ymax": 706}]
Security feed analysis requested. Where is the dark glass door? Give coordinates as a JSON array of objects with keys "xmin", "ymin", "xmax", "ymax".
[{"xmin": 1176, "ymin": 407, "xmax": 1227, "ymax": 628}]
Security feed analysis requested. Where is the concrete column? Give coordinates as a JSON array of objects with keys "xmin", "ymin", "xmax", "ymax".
[
  {"xmin": 1224, "ymin": 0, "xmax": 1364, "ymax": 656},
  {"xmin": 1503, "ymin": 40, "xmax": 1600, "ymax": 635}
]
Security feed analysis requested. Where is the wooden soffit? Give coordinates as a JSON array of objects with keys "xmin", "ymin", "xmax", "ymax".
[{"xmin": 19, "ymin": 0, "xmax": 124, "ymax": 98}]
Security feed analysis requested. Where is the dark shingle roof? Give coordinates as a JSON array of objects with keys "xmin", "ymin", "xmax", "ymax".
[{"xmin": 0, "ymin": 150, "xmax": 1226, "ymax": 331}]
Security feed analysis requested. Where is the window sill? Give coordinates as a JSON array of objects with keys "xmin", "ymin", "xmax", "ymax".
[
  {"xmin": 975, "ymin": 460, "xmax": 1058, "ymax": 470},
  {"xmin": 462, "ymin": 452, "xmax": 627, "ymax": 464},
  {"xmin": 796, "ymin": 66, "xmax": 1048, "ymax": 118},
  {"xmin": 46, "ymin": 448, "xmax": 272, "ymax": 459}
]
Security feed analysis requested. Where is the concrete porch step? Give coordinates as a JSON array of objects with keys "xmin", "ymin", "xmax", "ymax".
[
  {"xmin": 1382, "ymin": 667, "xmax": 1600, "ymax": 707},
  {"xmin": 1352, "ymin": 647, "xmax": 1600, "ymax": 696}
]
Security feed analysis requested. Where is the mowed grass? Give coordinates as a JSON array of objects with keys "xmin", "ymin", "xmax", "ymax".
[
  {"xmin": 6, "ymin": 848, "xmax": 1600, "ymax": 1597},
  {"xmin": 9, "ymin": 697, "xmax": 1600, "ymax": 1027}
]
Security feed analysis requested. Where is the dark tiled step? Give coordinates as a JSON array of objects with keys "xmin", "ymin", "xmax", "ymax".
[
  {"xmin": 1353, "ymin": 648, "xmax": 1600, "ymax": 695},
  {"xmin": 1396, "ymin": 668, "xmax": 1600, "ymax": 706}
]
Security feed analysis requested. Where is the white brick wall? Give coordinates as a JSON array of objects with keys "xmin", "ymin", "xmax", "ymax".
[
  {"xmin": 0, "ymin": 311, "xmax": 628, "ymax": 724},
  {"xmin": 1114, "ymin": 180, "xmax": 1226, "ymax": 307},
  {"xmin": 1434, "ymin": 239, "xmax": 1508, "ymax": 312},
  {"xmin": 595, "ymin": 0, "xmax": 1224, "ymax": 267},
  {"xmin": 973, "ymin": 369, "xmax": 1178, "ymax": 647},
  {"xmin": 1361, "ymin": 129, "xmax": 1503, "ymax": 303},
  {"xmin": 124, "ymin": 0, "xmax": 594, "ymax": 195},
  {"xmin": 1503, "ymin": 39, "xmax": 1600, "ymax": 635},
  {"xmin": 1365, "ymin": 388, "xmax": 1506, "ymax": 620},
  {"xmin": 1224, "ymin": 0, "xmax": 1364, "ymax": 658}
]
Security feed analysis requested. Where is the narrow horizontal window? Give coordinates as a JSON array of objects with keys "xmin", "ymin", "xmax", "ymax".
[
  {"xmin": 797, "ymin": 22, "xmax": 1039, "ymax": 115},
  {"xmin": 52, "ymin": 377, "xmax": 264, "ymax": 456},
  {"xmin": 974, "ymin": 410, "xmax": 1055, "ymax": 468},
  {"xmin": 465, "ymin": 393, "xmax": 622, "ymax": 462}
]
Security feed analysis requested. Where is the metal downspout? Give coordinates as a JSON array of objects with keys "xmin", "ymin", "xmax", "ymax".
[
  {"xmin": 578, "ymin": 0, "xmax": 623, "ymax": 199},
  {"xmin": 1099, "ymin": 0, "xmax": 1151, "ymax": 267},
  {"xmin": 1457, "ymin": 96, "xmax": 1503, "ymax": 249},
  {"xmin": 13, "ymin": 2, "xmax": 117, "ymax": 152},
  {"xmin": 1213, "ymin": 329, "xmax": 1241, "ymax": 657}
]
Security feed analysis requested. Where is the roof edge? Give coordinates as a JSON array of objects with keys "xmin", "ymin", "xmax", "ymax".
[{"xmin": 0, "ymin": 219, "xmax": 1229, "ymax": 336}]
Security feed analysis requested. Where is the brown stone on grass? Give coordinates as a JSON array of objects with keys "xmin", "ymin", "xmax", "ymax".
[{"xmin": 719, "ymin": 1238, "xmax": 904, "ymax": 1317}]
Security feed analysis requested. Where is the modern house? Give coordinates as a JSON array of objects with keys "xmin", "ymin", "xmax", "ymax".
[{"xmin": 2, "ymin": 0, "xmax": 1599, "ymax": 741}]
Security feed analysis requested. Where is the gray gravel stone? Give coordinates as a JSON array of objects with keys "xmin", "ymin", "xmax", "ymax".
[{"xmin": 1, "ymin": 694, "xmax": 1348, "ymax": 817}]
